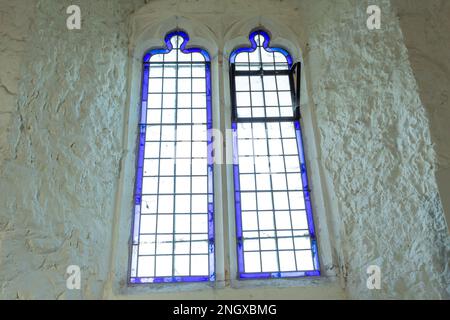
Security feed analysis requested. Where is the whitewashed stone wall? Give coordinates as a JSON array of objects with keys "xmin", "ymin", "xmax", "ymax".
[
  {"xmin": 0, "ymin": 0, "xmax": 448, "ymax": 300},
  {"xmin": 305, "ymin": 0, "xmax": 449, "ymax": 299}
]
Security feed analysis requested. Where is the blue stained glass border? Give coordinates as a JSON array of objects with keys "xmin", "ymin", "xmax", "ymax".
[
  {"xmin": 130, "ymin": 30, "xmax": 215, "ymax": 284},
  {"xmin": 230, "ymin": 30, "xmax": 320, "ymax": 280}
]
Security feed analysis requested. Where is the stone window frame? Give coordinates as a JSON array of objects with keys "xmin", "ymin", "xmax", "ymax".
[{"xmin": 109, "ymin": 13, "xmax": 341, "ymax": 296}]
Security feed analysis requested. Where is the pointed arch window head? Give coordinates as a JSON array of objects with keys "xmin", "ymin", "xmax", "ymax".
[
  {"xmin": 230, "ymin": 30, "xmax": 293, "ymax": 71},
  {"xmin": 130, "ymin": 30, "xmax": 214, "ymax": 284},
  {"xmin": 230, "ymin": 30, "xmax": 320, "ymax": 279}
]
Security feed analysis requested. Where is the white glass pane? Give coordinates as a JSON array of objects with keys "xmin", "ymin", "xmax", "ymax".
[
  {"xmin": 192, "ymin": 176, "xmax": 207, "ymax": 194},
  {"xmin": 291, "ymin": 211, "xmax": 308, "ymax": 229},
  {"xmin": 176, "ymin": 142, "xmax": 191, "ymax": 157},
  {"xmin": 277, "ymin": 76, "xmax": 290, "ymax": 91},
  {"xmin": 192, "ymin": 94, "xmax": 206, "ymax": 108},
  {"xmin": 142, "ymin": 177, "xmax": 158, "ymax": 194},
  {"xmin": 148, "ymin": 78, "xmax": 162, "ymax": 93},
  {"xmin": 178, "ymin": 93, "xmax": 191, "ymax": 108},
  {"xmin": 272, "ymin": 173, "xmax": 287, "ymax": 190},
  {"xmin": 143, "ymin": 159, "xmax": 159, "ymax": 176},
  {"xmin": 176, "ymin": 177, "xmax": 190, "ymax": 194},
  {"xmin": 250, "ymin": 76, "xmax": 263, "ymax": 91},
  {"xmin": 192, "ymin": 158, "xmax": 207, "ymax": 175},
  {"xmin": 139, "ymin": 235, "xmax": 156, "ymax": 255},
  {"xmin": 253, "ymin": 141, "xmax": 267, "ymax": 156},
  {"xmin": 244, "ymin": 239, "xmax": 259, "ymax": 251},
  {"xmin": 238, "ymin": 139, "xmax": 253, "ymax": 156},
  {"xmin": 193, "ymin": 79, "xmax": 206, "ymax": 92},
  {"xmin": 159, "ymin": 177, "xmax": 174, "ymax": 194},
  {"xmin": 191, "ymin": 255, "xmax": 208, "ymax": 275},
  {"xmin": 178, "ymin": 64, "xmax": 191, "ymax": 77},
  {"xmin": 155, "ymin": 255, "xmax": 173, "ymax": 276},
  {"xmin": 289, "ymin": 191, "xmax": 306, "ymax": 210},
  {"xmin": 191, "ymin": 241, "xmax": 208, "ymax": 254},
  {"xmin": 140, "ymin": 215, "xmax": 157, "ymax": 234},
  {"xmin": 141, "ymin": 196, "xmax": 157, "ymax": 214},
  {"xmin": 148, "ymin": 94, "xmax": 162, "ymax": 108},
  {"xmin": 287, "ymin": 173, "xmax": 302, "ymax": 190},
  {"xmin": 161, "ymin": 125, "xmax": 175, "ymax": 140},
  {"xmin": 175, "ymin": 241, "xmax": 190, "ymax": 255},
  {"xmin": 239, "ymin": 157, "xmax": 255, "ymax": 173},
  {"xmin": 163, "ymin": 78, "xmax": 176, "ymax": 93},
  {"xmin": 261, "ymin": 251, "xmax": 278, "ymax": 272},
  {"xmin": 177, "ymin": 109, "xmax": 191, "ymax": 123},
  {"xmin": 237, "ymin": 107, "xmax": 252, "ymax": 118},
  {"xmin": 266, "ymin": 107, "xmax": 280, "ymax": 117},
  {"xmin": 256, "ymin": 174, "xmax": 271, "ymax": 190},
  {"xmin": 244, "ymin": 252, "xmax": 261, "ymax": 273},
  {"xmin": 253, "ymin": 123, "xmax": 266, "ymax": 138},
  {"xmin": 251, "ymin": 92, "xmax": 264, "ymax": 106},
  {"xmin": 192, "ymin": 109, "xmax": 206, "ymax": 123},
  {"xmin": 268, "ymin": 139, "xmax": 283, "ymax": 155},
  {"xmin": 178, "ymin": 78, "xmax": 191, "ymax": 93},
  {"xmin": 236, "ymin": 92, "xmax": 251, "ymax": 107},
  {"xmin": 159, "ymin": 159, "xmax": 174, "ymax": 176},
  {"xmin": 279, "ymin": 92, "xmax": 292, "ymax": 106},
  {"xmin": 191, "ymin": 196, "xmax": 207, "ymax": 214},
  {"xmin": 192, "ymin": 52, "xmax": 205, "ymax": 62},
  {"xmin": 137, "ymin": 256, "xmax": 155, "ymax": 277},
  {"xmin": 240, "ymin": 174, "xmax": 255, "ymax": 191},
  {"xmin": 258, "ymin": 211, "xmax": 274, "ymax": 230},
  {"xmin": 174, "ymin": 255, "xmax": 190, "ymax": 276},
  {"xmin": 161, "ymin": 109, "xmax": 176, "ymax": 124},
  {"xmin": 273, "ymin": 192, "xmax": 289, "ymax": 210},
  {"xmin": 164, "ymin": 65, "xmax": 177, "ymax": 77},
  {"xmin": 235, "ymin": 76, "xmax": 250, "ymax": 91},
  {"xmin": 294, "ymin": 237, "xmax": 311, "ymax": 250},
  {"xmin": 264, "ymin": 92, "xmax": 278, "ymax": 106},
  {"xmin": 283, "ymin": 139, "xmax": 298, "ymax": 155},
  {"xmin": 149, "ymin": 66, "xmax": 163, "ymax": 77},
  {"xmin": 275, "ymin": 211, "xmax": 292, "ymax": 230},
  {"xmin": 242, "ymin": 211, "xmax": 258, "ymax": 231},
  {"xmin": 175, "ymin": 195, "xmax": 190, "ymax": 213},
  {"xmin": 252, "ymin": 107, "xmax": 265, "ymax": 117},
  {"xmin": 279, "ymin": 251, "xmax": 296, "ymax": 271},
  {"xmin": 192, "ymin": 125, "xmax": 207, "ymax": 141},
  {"xmin": 158, "ymin": 215, "xmax": 173, "ymax": 233},
  {"xmin": 257, "ymin": 193, "xmax": 273, "ymax": 211},
  {"xmin": 158, "ymin": 195, "xmax": 174, "ymax": 213},
  {"xmin": 263, "ymin": 76, "xmax": 277, "ymax": 90},
  {"xmin": 192, "ymin": 65, "xmax": 205, "ymax": 77},
  {"xmin": 176, "ymin": 159, "xmax": 191, "ymax": 175},
  {"xmin": 192, "ymin": 142, "xmax": 207, "ymax": 157},
  {"xmin": 156, "ymin": 235, "xmax": 173, "ymax": 255},
  {"xmin": 254, "ymin": 156, "xmax": 269, "ymax": 173},
  {"xmin": 278, "ymin": 237, "xmax": 294, "ymax": 250},
  {"xmin": 269, "ymin": 156, "xmax": 285, "ymax": 172},
  {"xmin": 147, "ymin": 110, "xmax": 161, "ymax": 125},
  {"xmin": 175, "ymin": 215, "xmax": 191, "ymax": 234},
  {"xmin": 261, "ymin": 50, "xmax": 274, "ymax": 63},
  {"xmin": 160, "ymin": 142, "xmax": 175, "ymax": 158},
  {"xmin": 163, "ymin": 94, "xmax": 176, "ymax": 107},
  {"xmin": 284, "ymin": 156, "xmax": 300, "ymax": 172},
  {"xmin": 176, "ymin": 125, "xmax": 191, "ymax": 141},
  {"xmin": 296, "ymin": 250, "xmax": 314, "ymax": 271},
  {"xmin": 241, "ymin": 192, "xmax": 257, "ymax": 211}
]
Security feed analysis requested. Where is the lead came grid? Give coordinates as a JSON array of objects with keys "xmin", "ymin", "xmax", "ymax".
[
  {"xmin": 232, "ymin": 32, "xmax": 318, "ymax": 276},
  {"xmin": 132, "ymin": 35, "xmax": 212, "ymax": 281}
]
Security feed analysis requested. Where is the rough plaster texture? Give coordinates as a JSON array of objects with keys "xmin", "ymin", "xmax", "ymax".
[
  {"xmin": 0, "ymin": 0, "xmax": 448, "ymax": 300},
  {"xmin": 305, "ymin": 0, "xmax": 449, "ymax": 299},
  {"xmin": 0, "ymin": 0, "xmax": 145, "ymax": 299},
  {"xmin": 392, "ymin": 0, "xmax": 450, "ymax": 231}
]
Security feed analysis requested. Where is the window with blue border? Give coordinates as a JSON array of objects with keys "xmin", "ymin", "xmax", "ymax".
[
  {"xmin": 230, "ymin": 30, "xmax": 320, "ymax": 279},
  {"xmin": 129, "ymin": 30, "xmax": 215, "ymax": 284}
]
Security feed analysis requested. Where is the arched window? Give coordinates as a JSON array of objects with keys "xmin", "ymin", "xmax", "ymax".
[
  {"xmin": 230, "ymin": 30, "xmax": 320, "ymax": 279},
  {"xmin": 130, "ymin": 31, "xmax": 214, "ymax": 283}
]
